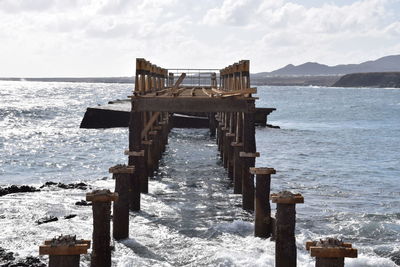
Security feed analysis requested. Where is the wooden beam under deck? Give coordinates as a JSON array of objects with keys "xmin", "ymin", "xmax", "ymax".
[{"xmin": 132, "ymin": 96, "xmax": 256, "ymax": 113}]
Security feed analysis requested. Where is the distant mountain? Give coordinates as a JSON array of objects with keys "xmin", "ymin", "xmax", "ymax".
[{"xmin": 259, "ymin": 55, "xmax": 400, "ymax": 76}]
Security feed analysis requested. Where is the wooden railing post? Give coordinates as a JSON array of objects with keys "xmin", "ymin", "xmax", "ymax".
[
  {"xmin": 271, "ymin": 191, "xmax": 304, "ymax": 267},
  {"xmin": 251, "ymin": 167, "xmax": 276, "ymax": 238},
  {"xmin": 86, "ymin": 190, "xmax": 118, "ymax": 267},
  {"xmin": 306, "ymin": 238, "xmax": 357, "ymax": 267},
  {"xmin": 109, "ymin": 165, "xmax": 134, "ymax": 240}
]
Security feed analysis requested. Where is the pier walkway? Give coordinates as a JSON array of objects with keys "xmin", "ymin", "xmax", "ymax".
[{"xmin": 127, "ymin": 58, "xmax": 259, "ymax": 211}]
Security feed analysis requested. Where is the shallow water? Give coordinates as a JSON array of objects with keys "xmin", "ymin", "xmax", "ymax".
[{"xmin": 0, "ymin": 81, "xmax": 399, "ymax": 266}]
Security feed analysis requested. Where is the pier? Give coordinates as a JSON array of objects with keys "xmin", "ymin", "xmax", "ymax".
[
  {"xmin": 38, "ymin": 58, "xmax": 358, "ymax": 266},
  {"xmin": 128, "ymin": 58, "xmax": 261, "ymax": 210}
]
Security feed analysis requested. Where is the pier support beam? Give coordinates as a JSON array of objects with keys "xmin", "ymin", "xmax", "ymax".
[
  {"xmin": 241, "ymin": 110, "xmax": 257, "ymax": 211},
  {"xmin": 127, "ymin": 108, "xmax": 145, "ymax": 210},
  {"xmin": 87, "ymin": 190, "xmax": 118, "ymax": 267},
  {"xmin": 232, "ymin": 142, "xmax": 243, "ymax": 194},
  {"xmin": 209, "ymin": 112, "xmax": 216, "ymax": 137},
  {"xmin": 109, "ymin": 165, "xmax": 134, "ymax": 240},
  {"xmin": 272, "ymin": 191, "xmax": 304, "ymax": 267},
  {"xmin": 251, "ymin": 167, "xmax": 276, "ymax": 238}
]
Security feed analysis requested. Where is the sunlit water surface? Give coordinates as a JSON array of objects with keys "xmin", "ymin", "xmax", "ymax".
[{"xmin": 0, "ymin": 81, "xmax": 399, "ymax": 266}]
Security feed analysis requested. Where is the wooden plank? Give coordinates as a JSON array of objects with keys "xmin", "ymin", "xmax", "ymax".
[
  {"xmin": 211, "ymin": 88, "xmax": 257, "ymax": 96},
  {"xmin": 250, "ymin": 167, "xmax": 276, "ymax": 175},
  {"xmin": 310, "ymin": 247, "xmax": 358, "ymax": 258},
  {"xmin": 133, "ymin": 97, "xmax": 255, "ymax": 113},
  {"xmin": 271, "ymin": 193, "xmax": 304, "ymax": 204},
  {"xmin": 44, "ymin": 240, "xmax": 91, "ymax": 248},
  {"xmin": 109, "ymin": 165, "xmax": 135, "ymax": 174},
  {"xmin": 39, "ymin": 244, "xmax": 88, "ymax": 256},
  {"xmin": 86, "ymin": 192, "xmax": 118, "ymax": 202},
  {"xmin": 173, "ymin": 73, "xmax": 186, "ymax": 89},
  {"xmin": 202, "ymin": 88, "xmax": 214, "ymax": 97},
  {"xmin": 124, "ymin": 150, "xmax": 145, "ymax": 156},
  {"xmin": 141, "ymin": 112, "xmax": 160, "ymax": 138},
  {"xmin": 240, "ymin": 152, "xmax": 260, "ymax": 158}
]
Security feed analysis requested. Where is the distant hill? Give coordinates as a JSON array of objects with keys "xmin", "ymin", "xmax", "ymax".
[
  {"xmin": 333, "ymin": 72, "xmax": 400, "ymax": 88},
  {"xmin": 258, "ymin": 55, "xmax": 400, "ymax": 76}
]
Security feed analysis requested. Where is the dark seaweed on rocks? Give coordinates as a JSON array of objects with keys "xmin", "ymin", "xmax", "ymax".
[
  {"xmin": 0, "ymin": 247, "xmax": 15, "ymax": 262},
  {"xmin": 1, "ymin": 247, "xmax": 45, "ymax": 267},
  {"xmin": 0, "ymin": 185, "xmax": 39, "ymax": 197},
  {"xmin": 75, "ymin": 200, "xmax": 92, "ymax": 206},
  {"xmin": 36, "ymin": 215, "xmax": 58, "ymax": 225},
  {"xmin": 40, "ymin": 181, "xmax": 89, "ymax": 190},
  {"xmin": 64, "ymin": 214, "xmax": 77, "ymax": 219}
]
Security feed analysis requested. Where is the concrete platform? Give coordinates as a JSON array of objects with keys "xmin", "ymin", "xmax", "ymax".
[{"xmin": 80, "ymin": 99, "xmax": 276, "ymax": 129}]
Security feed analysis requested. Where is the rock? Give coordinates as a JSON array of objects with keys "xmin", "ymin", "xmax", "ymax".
[
  {"xmin": 36, "ymin": 216, "xmax": 58, "ymax": 225},
  {"xmin": 64, "ymin": 214, "xmax": 77, "ymax": 220},
  {"xmin": 75, "ymin": 200, "xmax": 92, "ymax": 206},
  {"xmin": 0, "ymin": 185, "xmax": 40, "ymax": 197},
  {"xmin": 0, "ymin": 247, "xmax": 15, "ymax": 261},
  {"xmin": 40, "ymin": 181, "xmax": 89, "ymax": 190},
  {"xmin": 8, "ymin": 256, "xmax": 46, "ymax": 267},
  {"xmin": 1, "ymin": 247, "xmax": 45, "ymax": 267},
  {"xmin": 266, "ymin": 124, "xmax": 280, "ymax": 129}
]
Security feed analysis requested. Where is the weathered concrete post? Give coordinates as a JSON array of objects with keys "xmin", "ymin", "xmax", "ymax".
[
  {"xmin": 232, "ymin": 111, "xmax": 243, "ymax": 194},
  {"xmin": 142, "ymin": 140, "xmax": 154, "ymax": 177},
  {"xmin": 86, "ymin": 190, "xmax": 118, "ymax": 267},
  {"xmin": 240, "ymin": 151, "xmax": 259, "ymax": 211},
  {"xmin": 149, "ymin": 130, "xmax": 160, "ymax": 170},
  {"xmin": 251, "ymin": 167, "xmax": 276, "ymax": 238},
  {"xmin": 209, "ymin": 113, "xmax": 216, "ymax": 137},
  {"xmin": 271, "ymin": 191, "xmax": 304, "ymax": 267},
  {"xmin": 241, "ymin": 106, "xmax": 257, "ymax": 211},
  {"xmin": 226, "ymin": 132, "xmax": 235, "ymax": 179},
  {"xmin": 232, "ymin": 141, "xmax": 243, "ymax": 194},
  {"xmin": 127, "ymin": 105, "xmax": 145, "ymax": 210},
  {"xmin": 109, "ymin": 165, "xmax": 134, "ymax": 240},
  {"xmin": 124, "ymin": 149, "xmax": 142, "ymax": 211},
  {"xmin": 39, "ymin": 236, "xmax": 90, "ymax": 267},
  {"xmin": 306, "ymin": 238, "xmax": 358, "ymax": 267}
]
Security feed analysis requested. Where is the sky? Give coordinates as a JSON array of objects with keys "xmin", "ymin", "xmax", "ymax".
[{"xmin": 0, "ymin": 0, "xmax": 399, "ymax": 77}]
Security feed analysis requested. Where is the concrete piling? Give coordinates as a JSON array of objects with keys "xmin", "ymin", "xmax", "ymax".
[
  {"xmin": 86, "ymin": 190, "xmax": 118, "ymax": 267},
  {"xmin": 251, "ymin": 167, "xmax": 276, "ymax": 238},
  {"xmin": 109, "ymin": 165, "xmax": 134, "ymax": 240},
  {"xmin": 271, "ymin": 191, "xmax": 304, "ymax": 267}
]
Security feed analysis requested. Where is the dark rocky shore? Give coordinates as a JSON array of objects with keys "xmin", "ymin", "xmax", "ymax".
[
  {"xmin": 0, "ymin": 182, "xmax": 89, "ymax": 197},
  {"xmin": 0, "ymin": 247, "xmax": 46, "ymax": 267},
  {"xmin": 333, "ymin": 72, "xmax": 400, "ymax": 88}
]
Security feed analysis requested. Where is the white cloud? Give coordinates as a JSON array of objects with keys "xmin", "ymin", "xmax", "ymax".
[
  {"xmin": 203, "ymin": 0, "xmax": 262, "ymax": 26},
  {"xmin": 0, "ymin": 0, "xmax": 399, "ymax": 76}
]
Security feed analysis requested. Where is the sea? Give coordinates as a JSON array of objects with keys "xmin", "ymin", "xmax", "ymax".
[{"xmin": 0, "ymin": 80, "xmax": 399, "ymax": 266}]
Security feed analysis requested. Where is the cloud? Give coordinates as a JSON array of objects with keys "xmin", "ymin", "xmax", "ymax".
[
  {"xmin": 203, "ymin": 0, "xmax": 262, "ymax": 26},
  {"xmin": 0, "ymin": 0, "xmax": 398, "ymax": 76}
]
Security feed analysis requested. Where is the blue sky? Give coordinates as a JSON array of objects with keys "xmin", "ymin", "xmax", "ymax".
[{"xmin": 0, "ymin": 0, "xmax": 399, "ymax": 76}]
